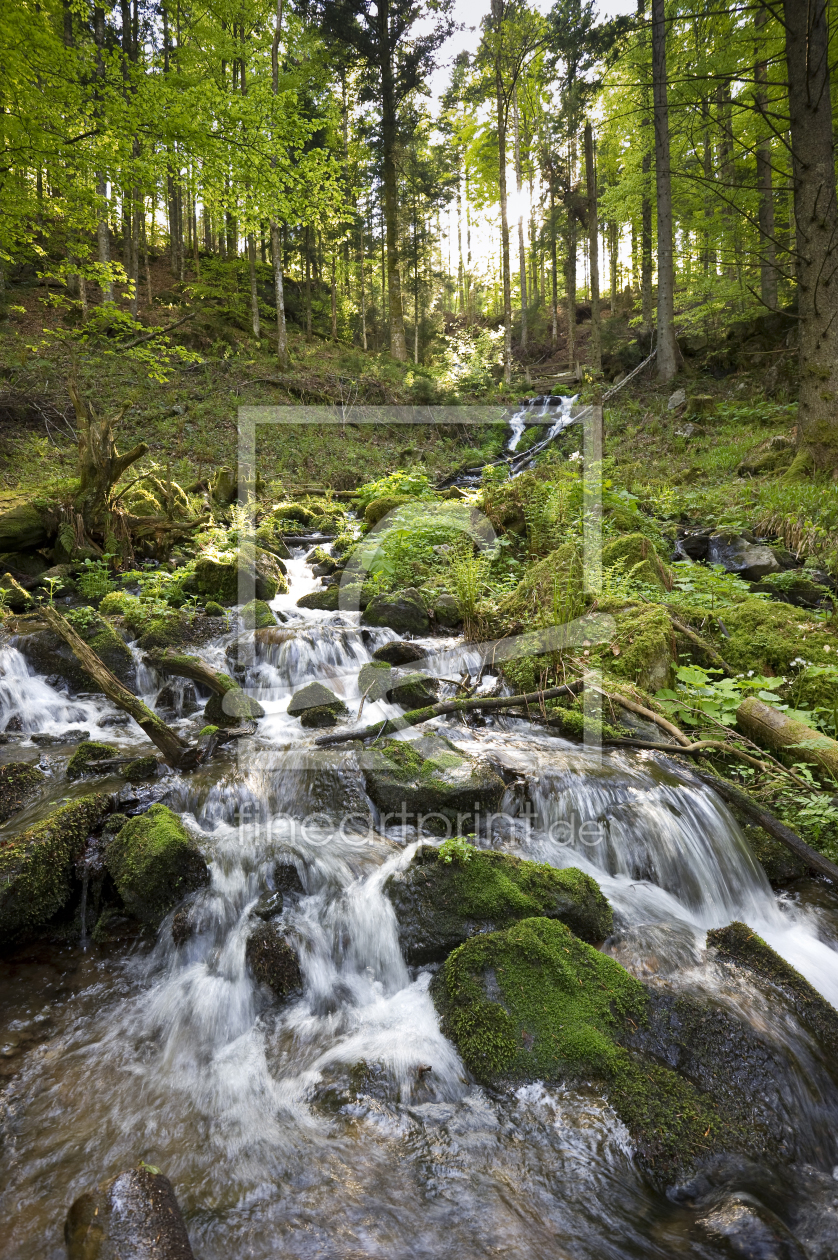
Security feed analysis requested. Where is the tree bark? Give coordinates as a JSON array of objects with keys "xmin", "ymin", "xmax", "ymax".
[
  {"xmin": 584, "ymin": 121, "xmax": 601, "ymax": 374},
  {"xmin": 651, "ymin": 0, "xmax": 678, "ymax": 381},
  {"xmin": 68, "ymin": 382, "xmax": 148, "ymax": 530},
  {"xmin": 270, "ymin": 0, "xmax": 289, "ymax": 370},
  {"xmin": 755, "ymin": 4, "xmax": 778, "ymax": 309},
  {"xmin": 513, "ymin": 87, "xmax": 528, "ymax": 352},
  {"xmin": 783, "ymin": 0, "xmax": 838, "ymax": 471},
  {"xmin": 566, "ymin": 137, "xmax": 577, "ymax": 373},
  {"xmin": 377, "ymin": 0, "xmax": 407, "ymax": 360},
  {"xmin": 248, "ymin": 234, "xmax": 260, "ymax": 339}
]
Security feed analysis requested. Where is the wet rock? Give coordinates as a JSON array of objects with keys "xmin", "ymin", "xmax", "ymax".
[
  {"xmin": 104, "ymin": 803, "xmax": 210, "ymax": 928},
  {"xmin": 357, "ymin": 661, "xmax": 393, "ymax": 702},
  {"xmin": 202, "ymin": 685, "xmax": 264, "ymax": 728},
  {"xmin": 252, "ymin": 890, "xmax": 284, "ymax": 920},
  {"xmin": 675, "ymin": 529, "xmax": 711, "ymax": 561},
  {"xmin": 171, "ymin": 906, "xmax": 195, "ymax": 944},
  {"xmin": 31, "ymin": 727, "xmax": 90, "ymax": 747},
  {"xmin": 287, "ymin": 681, "xmax": 348, "ymax": 728},
  {"xmin": 707, "ymin": 532, "xmax": 781, "ymax": 581},
  {"xmin": 364, "ymin": 494, "xmax": 409, "ymax": 526},
  {"xmin": 16, "ymin": 612, "xmax": 137, "ymax": 694},
  {"xmin": 433, "ymin": 594, "xmax": 462, "ymax": 628},
  {"xmin": 372, "ymin": 641, "xmax": 426, "ymax": 666},
  {"xmin": 155, "ymin": 681, "xmax": 200, "ymax": 716},
  {"xmin": 245, "ymin": 921, "xmax": 303, "ymax": 999},
  {"xmin": 0, "ymin": 793, "xmax": 110, "ymax": 943},
  {"xmin": 696, "ymin": 1191, "xmax": 808, "ymax": 1259},
  {"xmin": 0, "ymin": 761, "xmax": 43, "ymax": 823},
  {"xmin": 65, "ymin": 1164, "xmax": 196, "ymax": 1259},
  {"xmin": 707, "ymin": 922, "xmax": 838, "ymax": 1063},
  {"xmin": 385, "ymin": 843, "xmax": 613, "ymax": 964},
  {"xmin": 3, "ymin": 714, "xmax": 23, "ymax": 732},
  {"xmin": 103, "ymin": 813, "xmax": 128, "ymax": 835},
  {"xmin": 188, "ymin": 544, "xmax": 288, "ymax": 605},
  {"xmin": 362, "ymin": 587, "xmax": 430, "ymax": 635},
  {"xmin": 123, "ymin": 755, "xmax": 159, "ymax": 783},
  {"xmin": 386, "ymin": 671, "xmax": 439, "ymax": 709},
  {"xmin": 361, "ymin": 736, "xmax": 504, "ymax": 834},
  {"xmin": 274, "ymin": 859, "xmax": 305, "ymax": 895},
  {"xmin": 296, "ymin": 586, "xmax": 341, "ymax": 611},
  {"xmin": 239, "ymin": 598, "xmax": 276, "ymax": 629},
  {"xmin": 100, "ymin": 713, "xmax": 130, "ymax": 728},
  {"xmin": 67, "ymin": 741, "xmax": 118, "ymax": 780}
]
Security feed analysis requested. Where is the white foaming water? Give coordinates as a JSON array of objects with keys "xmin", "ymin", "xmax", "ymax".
[{"xmin": 505, "ymin": 393, "xmax": 577, "ymax": 457}]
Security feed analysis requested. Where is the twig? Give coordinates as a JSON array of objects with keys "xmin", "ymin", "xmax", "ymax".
[{"xmin": 120, "ymin": 310, "xmax": 196, "ymax": 349}]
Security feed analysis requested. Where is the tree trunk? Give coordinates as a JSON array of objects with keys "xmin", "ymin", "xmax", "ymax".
[
  {"xmin": 584, "ymin": 121, "xmax": 601, "ymax": 374},
  {"xmin": 269, "ymin": 0, "xmax": 288, "ymax": 369},
  {"xmin": 305, "ymin": 225, "xmax": 312, "ymax": 338},
  {"xmin": 330, "ymin": 251, "xmax": 338, "ymax": 340},
  {"xmin": 651, "ymin": 0, "xmax": 678, "ymax": 381},
  {"xmin": 783, "ymin": 0, "xmax": 838, "ymax": 470},
  {"xmin": 68, "ymin": 382, "xmax": 148, "ymax": 530},
  {"xmin": 755, "ymin": 4, "xmax": 777, "ymax": 309},
  {"xmin": 247, "ymin": 233, "xmax": 260, "ymax": 339},
  {"xmin": 513, "ymin": 88, "xmax": 527, "ymax": 353},
  {"xmin": 42, "ymin": 607, "xmax": 196, "ymax": 769},
  {"xmin": 566, "ymin": 138, "xmax": 577, "ymax": 373},
  {"xmin": 377, "ymin": 1, "xmax": 407, "ymax": 360},
  {"xmin": 550, "ymin": 180, "xmax": 558, "ymax": 350},
  {"xmin": 359, "ymin": 216, "xmax": 367, "ymax": 351}
]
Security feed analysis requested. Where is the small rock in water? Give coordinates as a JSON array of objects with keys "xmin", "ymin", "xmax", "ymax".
[
  {"xmin": 100, "ymin": 713, "xmax": 131, "ymax": 728},
  {"xmin": 65, "ymin": 1164, "xmax": 196, "ymax": 1260},
  {"xmin": 386, "ymin": 671, "xmax": 439, "ymax": 709},
  {"xmin": 274, "ymin": 859, "xmax": 305, "ymax": 895},
  {"xmin": 4, "ymin": 715, "xmax": 23, "ymax": 732},
  {"xmin": 123, "ymin": 755, "xmax": 159, "ymax": 783},
  {"xmin": 433, "ymin": 593, "xmax": 462, "ymax": 628},
  {"xmin": 362, "ymin": 587, "xmax": 430, "ymax": 635},
  {"xmin": 252, "ymin": 890, "xmax": 284, "ymax": 920},
  {"xmin": 357, "ymin": 661, "xmax": 393, "ymax": 702},
  {"xmin": 696, "ymin": 1192, "xmax": 807, "ymax": 1260},
  {"xmin": 372, "ymin": 640, "xmax": 426, "ymax": 667},
  {"xmin": 245, "ymin": 921, "xmax": 303, "ymax": 999},
  {"xmin": 287, "ymin": 681, "xmax": 348, "ymax": 728}
]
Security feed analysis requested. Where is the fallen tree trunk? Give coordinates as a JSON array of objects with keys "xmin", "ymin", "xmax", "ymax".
[
  {"xmin": 314, "ymin": 680, "xmax": 586, "ymax": 747},
  {"xmin": 736, "ymin": 696, "xmax": 838, "ymax": 783},
  {"xmin": 143, "ymin": 649, "xmax": 264, "ymax": 721},
  {"xmin": 41, "ymin": 607, "xmax": 198, "ymax": 769},
  {"xmin": 693, "ymin": 770, "xmax": 838, "ymax": 884}
]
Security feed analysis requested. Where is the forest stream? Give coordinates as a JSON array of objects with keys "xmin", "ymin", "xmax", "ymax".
[{"xmin": 1, "ymin": 526, "xmax": 838, "ymax": 1260}]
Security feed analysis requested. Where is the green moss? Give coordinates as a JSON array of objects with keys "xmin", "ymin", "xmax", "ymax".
[
  {"xmin": 105, "ymin": 803, "xmax": 209, "ymax": 927},
  {"xmin": 705, "ymin": 599, "xmax": 838, "ymax": 676},
  {"xmin": 123, "ymin": 755, "xmax": 158, "ymax": 783},
  {"xmin": 434, "ymin": 916, "xmax": 725, "ymax": 1183},
  {"xmin": 66, "ymin": 741, "xmax": 115, "ymax": 780},
  {"xmin": 239, "ymin": 599, "xmax": 276, "ymax": 629},
  {"xmin": 204, "ymin": 601, "xmax": 225, "ymax": 618},
  {"xmin": 593, "ymin": 600, "xmax": 675, "ymax": 692},
  {"xmin": 135, "ymin": 611, "xmax": 194, "ymax": 650},
  {"xmin": 375, "ymin": 737, "xmax": 434, "ymax": 780},
  {"xmin": 0, "ymin": 793, "xmax": 110, "ymax": 942},
  {"xmin": 601, "ymin": 533, "xmax": 672, "ymax": 591},
  {"xmin": 500, "ymin": 543, "xmax": 586, "ymax": 627},
  {"xmin": 190, "ymin": 545, "xmax": 288, "ymax": 605},
  {"xmin": 98, "ymin": 590, "xmax": 134, "ymax": 616},
  {"xmin": 0, "ymin": 762, "xmax": 44, "ymax": 824},
  {"xmin": 364, "ymin": 495, "xmax": 409, "ymax": 526},
  {"xmin": 197, "ymin": 725, "xmax": 219, "ymax": 738},
  {"xmin": 386, "ymin": 845, "xmax": 612, "ymax": 964}
]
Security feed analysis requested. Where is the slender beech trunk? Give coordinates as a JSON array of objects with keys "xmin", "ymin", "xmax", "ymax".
[
  {"xmin": 566, "ymin": 137, "xmax": 577, "ymax": 373},
  {"xmin": 783, "ymin": 0, "xmax": 838, "ymax": 470},
  {"xmin": 93, "ymin": 7, "xmax": 112, "ymax": 303},
  {"xmin": 457, "ymin": 176, "xmax": 465, "ymax": 313},
  {"xmin": 716, "ymin": 80, "xmax": 737, "ymax": 280},
  {"xmin": 513, "ymin": 87, "xmax": 528, "ymax": 352},
  {"xmin": 304, "ymin": 225, "xmax": 312, "ymax": 338},
  {"xmin": 491, "ymin": 2, "xmax": 513, "ymax": 383},
  {"xmin": 651, "ymin": 0, "xmax": 678, "ymax": 380},
  {"xmin": 755, "ymin": 4, "xmax": 778, "ymax": 309},
  {"xmin": 550, "ymin": 178, "xmax": 558, "ymax": 350},
  {"xmin": 376, "ymin": 0, "xmax": 407, "ymax": 359},
  {"xmin": 702, "ymin": 105, "xmax": 715, "ymax": 274},
  {"xmin": 359, "ymin": 211, "xmax": 368, "ymax": 351},
  {"xmin": 330, "ymin": 251, "xmax": 338, "ymax": 340},
  {"xmin": 268, "ymin": 0, "xmax": 289, "ymax": 369},
  {"xmin": 584, "ymin": 122, "xmax": 601, "ymax": 374}
]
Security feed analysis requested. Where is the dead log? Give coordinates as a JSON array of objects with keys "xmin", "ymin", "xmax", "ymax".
[
  {"xmin": 41, "ymin": 606, "xmax": 198, "ymax": 769},
  {"xmin": 736, "ymin": 696, "xmax": 838, "ymax": 783},
  {"xmin": 68, "ymin": 380, "xmax": 149, "ymax": 530},
  {"xmin": 314, "ymin": 680, "xmax": 585, "ymax": 747}
]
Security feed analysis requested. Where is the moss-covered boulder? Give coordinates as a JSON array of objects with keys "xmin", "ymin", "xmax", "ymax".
[
  {"xmin": 255, "ymin": 522, "xmax": 291, "ymax": 560},
  {"xmin": 596, "ymin": 601, "xmax": 676, "ymax": 692},
  {"xmin": 386, "ymin": 671, "xmax": 439, "ymax": 709},
  {"xmin": 0, "ymin": 498, "xmax": 51, "ymax": 551},
  {"xmin": 357, "ymin": 660, "xmax": 393, "ymax": 702},
  {"xmin": 708, "ymin": 921, "xmax": 838, "ymax": 1062},
  {"xmin": 202, "ymin": 681, "xmax": 264, "ymax": 728},
  {"xmin": 135, "ymin": 610, "xmax": 196, "ymax": 651},
  {"xmin": 104, "ymin": 803, "xmax": 210, "ymax": 928},
  {"xmin": 66, "ymin": 740, "xmax": 116, "ymax": 780},
  {"xmin": 710, "ymin": 598, "xmax": 838, "ymax": 677},
  {"xmin": 601, "ymin": 533, "xmax": 672, "ymax": 591},
  {"xmin": 190, "ymin": 545, "xmax": 288, "ymax": 605},
  {"xmin": 16, "ymin": 610, "xmax": 137, "ymax": 694},
  {"xmin": 433, "ymin": 916, "xmax": 787, "ymax": 1185},
  {"xmin": 0, "ymin": 572, "xmax": 33, "ymax": 611},
  {"xmin": 245, "ymin": 921, "xmax": 303, "ymax": 1000},
  {"xmin": 240, "ymin": 599, "xmax": 276, "ymax": 629},
  {"xmin": 0, "ymin": 793, "xmax": 110, "ymax": 943},
  {"xmin": 0, "ymin": 762, "xmax": 44, "ymax": 824},
  {"xmin": 385, "ymin": 843, "xmax": 612, "ymax": 964},
  {"xmin": 372, "ymin": 641, "xmax": 426, "ymax": 666},
  {"xmin": 433, "ymin": 593, "xmax": 462, "ymax": 628},
  {"xmin": 362, "ymin": 588, "xmax": 429, "ymax": 634},
  {"xmin": 500, "ymin": 543, "xmax": 585, "ymax": 627},
  {"xmin": 287, "ymin": 681, "xmax": 349, "ymax": 728},
  {"xmin": 123, "ymin": 755, "xmax": 159, "ymax": 783},
  {"xmin": 361, "ymin": 736, "xmax": 505, "ymax": 834},
  {"xmin": 296, "ymin": 586, "xmax": 341, "ymax": 612},
  {"xmin": 365, "ymin": 495, "xmax": 409, "ymax": 526}
]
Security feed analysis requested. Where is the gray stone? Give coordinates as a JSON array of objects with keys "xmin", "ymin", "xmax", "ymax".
[
  {"xmin": 707, "ymin": 532, "xmax": 780, "ymax": 581},
  {"xmin": 667, "ymin": 388, "xmax": 686, "ymax": 410},
  {"xmin": 357, "ymin": 661, "xmax": 393, "ymax": 702},
  {"xmin": 372, "ymin": 641, "xmax": 426, "ymax": 666},
  {"xmin": 65, "ymin": 1165, "xmax": 195, "ymax": 1260},
  {"xmin": 362, "ymin": 587, "xmax": 429, "ymax": 635},
  {"xmin": 386, "ymin": 671, "xmax": 439, "ymax": 709},
  {"xmin": 287, "ymin": 681, "xmax": 348, "ymax": 728},
  {"xmin": 433, "ymin": 594, "xmax": 462, "ymax": 627}
]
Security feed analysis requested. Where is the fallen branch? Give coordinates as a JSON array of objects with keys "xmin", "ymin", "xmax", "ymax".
[
  {"xmin": 120, "ymin": 310, "xmax": 196, "ymax": 349},
  {"xmin": 314, "ymin": 679, "xmax": 586, "ymax": 747},
  {"xmin": 596, "ymin": 688, "xmax": 691, "ymax": 747},
  {"xmin": 41, "ymin": 606, "xmax": 199, "ymax": 770},
  {"xmin": 603, "ymin": 737, "xmax": 770, "ymax": 772},
  {"xmin": 144, "ymin": 648, "xmax": 264, "ymax": 719}
]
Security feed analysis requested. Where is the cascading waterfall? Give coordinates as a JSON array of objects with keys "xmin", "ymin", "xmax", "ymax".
[
  {"xmin": 505, "ymin": 392, "xmax": 577, "ymax": 455},
  {"xmin": 1, "ymin": 549, "xmax": 838, "ymax": 1260}
]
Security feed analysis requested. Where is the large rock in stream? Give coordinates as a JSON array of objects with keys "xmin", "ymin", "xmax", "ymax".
[
  {"xmin": 385, "ymin": 843, "xmax": 613, "ymax": 964},
  {"xmin": 362, "ymin": 587, "xmax": 429, "ymax": 635},
  {"xmin": 187, "ymin": 544, "xmax": 288, "ymax": 605},
  {"xmin": 65, "ymin": 1164, "xmax": 195, "ymax": 1259},
  {"xmin": 0, "ymin": 793, "xmax": 111, "ymax": 943},
  {"xmin": 432, "ymin": 915, "xmax": 838, "ymax": 1187},
  {"xmin": 361, "ymin": 736, "xmax": 505, "ymax": 834},
  {"xmin": 105, "ymin": 804, "xmax": 209, "ymax": 928}
]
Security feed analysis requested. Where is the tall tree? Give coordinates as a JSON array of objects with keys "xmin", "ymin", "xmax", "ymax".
[{"xmin": 650, "ymin": 0, "xmax": 678, "ymax": 380}]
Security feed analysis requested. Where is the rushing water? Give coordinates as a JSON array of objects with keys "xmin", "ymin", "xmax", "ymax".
[{"xmin": 1, "ymin": 548, "xmax": 837, "ymax": 1259}]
